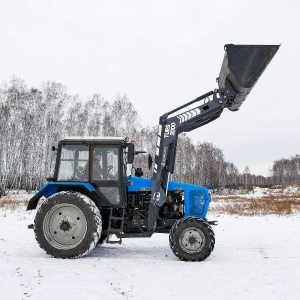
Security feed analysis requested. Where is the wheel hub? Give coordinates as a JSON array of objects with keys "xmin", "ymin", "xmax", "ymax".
[
  {"xmin": 43, "ymin": 203, "xmax": 88, "ymax": 250},
  {"xmin": 179, "ymin": 227, "xmax": 206, "ymax": 254},
  {"xmin": 59, "ymin": 219, "xmax": 72, "ymax": 232},
  {"xmin": 188, "ymin": 236, "xmax": 197, "ymax": 245}
]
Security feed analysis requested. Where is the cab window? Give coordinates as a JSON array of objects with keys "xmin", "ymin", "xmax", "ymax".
[
  {"xmin": 57, "ymin": 144, "xmax": 89, "ymax": 181},
  {"xmin": 92, "ymin": 147, "xmax": 119, "ymax": 180}
]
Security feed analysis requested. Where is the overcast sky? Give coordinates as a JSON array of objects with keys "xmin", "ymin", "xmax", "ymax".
[{"xmin": 1, "ymin": 0, "xmax": 299, "ymax": 176}]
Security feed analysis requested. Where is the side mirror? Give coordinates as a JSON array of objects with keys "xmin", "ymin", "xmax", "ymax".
[
  {"xmin": 148, "ymin": 154, "xmax": 153, "ymax": 170},
  {"xmin": 127, "ymin": 143, "xmax": 135, "ymax": 164},
  {"xmin": 51, "ymin": 146, "xmax": 57, "ymax": 151}
]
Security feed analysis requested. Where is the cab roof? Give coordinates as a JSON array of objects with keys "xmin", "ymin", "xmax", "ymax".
[{"xmin": 59, "ymin": 136, "xmax": 127, "ymax": 145}]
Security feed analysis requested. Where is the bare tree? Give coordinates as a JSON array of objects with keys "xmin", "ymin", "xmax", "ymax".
[
  {"xmin": 243, "ymin": 166, "xmax": 251, "ymax": 188},
  {"xmin": 2, "ymin": 76, "xmax": 299, "ymax": 191}
]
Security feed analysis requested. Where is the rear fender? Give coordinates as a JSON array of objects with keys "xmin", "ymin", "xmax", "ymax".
[{"xmin": 26, "ymin": 182, "xmax": 96, "ymax": 210}]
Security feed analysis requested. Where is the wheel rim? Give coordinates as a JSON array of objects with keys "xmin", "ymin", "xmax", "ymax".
[
  {"xmin": 179, "ymin": 227, "xmax": 206, "ymax": 254},
  {"xmin": 43, "ymin": 203, "xmax": 88, "ymax": 250}
]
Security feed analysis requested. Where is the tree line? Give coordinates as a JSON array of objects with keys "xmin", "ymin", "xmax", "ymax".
[
  {"xmin": 0, "ymin": 76, "xmax": 299, "ymax": 193},
  {"xmin": 272, "ymin": 155, "xmax": 300, "ymax": 184}
]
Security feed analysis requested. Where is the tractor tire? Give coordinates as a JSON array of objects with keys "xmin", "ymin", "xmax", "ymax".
[
  {"xmin": 34, "ymin": 191, "xmax": 102, "ymax": 258},
  {"xmin": 169, "ymin": 217, "xmax": 215, "ymax": 262}
]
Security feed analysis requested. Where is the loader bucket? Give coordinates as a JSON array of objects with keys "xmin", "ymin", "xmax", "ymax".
[{"xmin": 218, "ymin": 44, "xmax": 280, "ymax": 111}]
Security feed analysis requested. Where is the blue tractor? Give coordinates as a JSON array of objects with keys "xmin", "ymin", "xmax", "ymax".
[{"xmin": 27, "ymin": 44, "xmax": 279, "ymax": 261}]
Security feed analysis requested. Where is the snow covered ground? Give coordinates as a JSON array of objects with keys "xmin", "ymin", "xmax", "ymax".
[
  {"xmin": 0, "ymin": 195, "xmax": 300, "ymax": 299},
  {"xmin": 213, "ymin": 185, "xmax": 300, "ymax": 197}
]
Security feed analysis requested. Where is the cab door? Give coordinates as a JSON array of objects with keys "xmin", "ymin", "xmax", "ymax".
[{"xmin": 90, "ymin": 146, "xmax": 125, "ymax": 206}]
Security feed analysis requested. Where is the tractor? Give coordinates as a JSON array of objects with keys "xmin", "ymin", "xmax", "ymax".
[{"xmin": 27, "ymin": 44, "xmax": 279, "ymax": 261}]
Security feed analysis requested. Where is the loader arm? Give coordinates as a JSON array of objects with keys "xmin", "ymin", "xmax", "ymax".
[{"xmin": 148, "ymin": 44, "xmax": 280, "ymax": 229}]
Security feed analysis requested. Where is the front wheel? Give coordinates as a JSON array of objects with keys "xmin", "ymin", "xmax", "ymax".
[
  {"xmin": 34, "ymin": 191, "xmax": 102, "ymax": 258},
  {"xmin": 169, "ymin": 217, "xmax": 215, "ymax": 261}
]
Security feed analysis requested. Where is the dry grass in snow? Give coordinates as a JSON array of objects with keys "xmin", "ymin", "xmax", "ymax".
[{"xmin": 210, "ymin": 192, "xmax": 300, "ymax": 216}]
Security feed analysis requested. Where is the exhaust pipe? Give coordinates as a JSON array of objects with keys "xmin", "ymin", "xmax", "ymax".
[{"xmin": 218, "ymin": 44, "xmax": 280, "ymax": 111}]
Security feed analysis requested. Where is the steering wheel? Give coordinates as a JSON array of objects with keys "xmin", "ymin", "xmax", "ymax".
[
  {"xmin": 107, "ymin": 165, "xmax": 113, "ymax": 172},
  {"xmin": 75, "ymin": 166, "xmax": 87, "ymax": 179}
]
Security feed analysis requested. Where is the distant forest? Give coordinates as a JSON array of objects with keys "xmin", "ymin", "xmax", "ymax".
[{"xmin": 0, "ymin": 76, "xmax": 299, "ymax": 192}]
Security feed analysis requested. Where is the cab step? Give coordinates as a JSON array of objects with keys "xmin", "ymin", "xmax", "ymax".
[{"xmin": 106, "ymin": 208, "xmax": 125, "ymax": 244}]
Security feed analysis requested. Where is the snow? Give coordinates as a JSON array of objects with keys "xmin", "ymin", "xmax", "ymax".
[
  {"xmin": 215, "ymin": 185, "xmax": 300, "ymax": 198},
  {"xmin": 1, "ymin": 200, "xmax": 300, "ymax": 299}
]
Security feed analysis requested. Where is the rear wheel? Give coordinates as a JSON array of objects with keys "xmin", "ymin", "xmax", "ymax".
[
  {"xmin": 169, "ymin": 217, "xmax": 215, "ymax": 261},
  {"xmin": 34, "ymin": 191, "xmax": 102, "ymax": 258}
]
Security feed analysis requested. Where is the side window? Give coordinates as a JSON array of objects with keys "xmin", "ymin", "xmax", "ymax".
[
  {"xmin": 92, "ymin": 147, "xmax": 119, "ymax": 180},
  {"xmin": 57, "ymin": 145, "xmax": 89, "ymax": 181}
]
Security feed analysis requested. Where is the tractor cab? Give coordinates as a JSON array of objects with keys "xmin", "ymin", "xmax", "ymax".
[
  {"xmin": 26, "ymin": 137, "xmax": 135, "ymax": 211},
  {"xmin": 54, "ymin": 136, "xmax": 139, "ymax": 207},
  {"xmin": 55, "ymin": 137, "xmax": 126, "ymax": 206}
]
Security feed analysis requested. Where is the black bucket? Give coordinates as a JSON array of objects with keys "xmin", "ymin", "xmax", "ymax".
[{"xmin": 218, "ymin": 44, "xmax": 280, "ymax": 111}]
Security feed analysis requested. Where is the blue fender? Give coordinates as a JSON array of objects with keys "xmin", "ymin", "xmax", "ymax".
[{"xmin": 26, "ymin": 182, "xmax": 96, "ymax": 210}]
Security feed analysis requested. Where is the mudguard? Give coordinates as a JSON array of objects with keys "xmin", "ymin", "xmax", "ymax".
[{"xmin": 26, "ymin": 182, "xmax": 96, "ymax": 210}]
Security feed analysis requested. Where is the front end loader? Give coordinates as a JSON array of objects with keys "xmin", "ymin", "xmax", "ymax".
[{"xmin": 27, "ymin": 44, "xmax": 279, "ymax": 261}]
